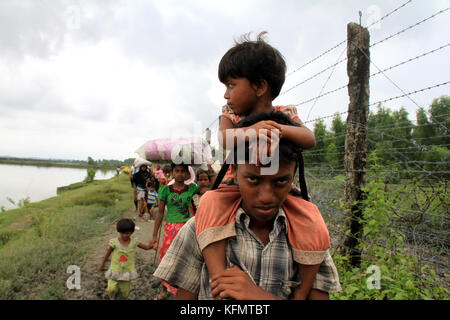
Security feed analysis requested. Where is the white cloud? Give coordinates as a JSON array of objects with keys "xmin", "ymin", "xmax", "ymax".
[{"xmin": 0, "ymin": 0, "xmax": 449, "ymax": 161}]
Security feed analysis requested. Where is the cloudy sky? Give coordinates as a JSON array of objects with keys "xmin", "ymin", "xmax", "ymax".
[{"xmin": 0, "ymin": 0, "xmax": 449, "ymax": 161}]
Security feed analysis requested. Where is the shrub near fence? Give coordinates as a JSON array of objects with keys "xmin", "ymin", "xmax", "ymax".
[{"xmin": 303, "ymin": 151, "xmax": 449, "ymax": 299}]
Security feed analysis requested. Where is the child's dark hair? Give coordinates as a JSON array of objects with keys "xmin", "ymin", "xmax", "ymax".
[
  {"xmin": 170, "ymin": 162, "xmax": 189, "ymax": 172},
  {"xmin": 196, "ymin": 168, "xmax": 210, "ymax": 181},
  {"xmin": 218, "ymin": 31, "xmax": 286, "ymax": 100},
  {"xmin": 116, "ymin": 219, "xmax": 135, "ymax": 233},
  {"xmin": 234, "ymin": 111, "xmax": 300, "ymax": 168},
  {"xmin": 162, "ymin": 164, "xmax": 172, "ymax": 174},
  {"xmin": 148, "ymin": 180, "xmax": 157, "ymax": 189}
]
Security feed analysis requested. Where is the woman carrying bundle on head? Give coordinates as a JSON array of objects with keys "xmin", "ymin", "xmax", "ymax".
[
  {"xmin": 150, "ymin": 162, "xmax": 203, "ymax": 300},
  {"xmin": 132, "ymin": 162, "xmax": 152, "ymax": 218}
]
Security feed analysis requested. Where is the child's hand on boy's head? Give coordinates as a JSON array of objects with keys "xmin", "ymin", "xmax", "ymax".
[
  {"xmin": 248, "ymin": 120, "xmax": 282, "ymax": 135},
  {"xmin": 247, "ymin": 125, "xmax": 280, "ymax": 164},
  {"xmin": 248, "ymin": 120, "xmax": 281, "ymax": 146}
]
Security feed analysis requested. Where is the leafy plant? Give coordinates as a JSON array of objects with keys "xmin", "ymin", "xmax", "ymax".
[
  {"xmin": 30, "ymin": 211, "xmax": 47, "ymax": 238},
  {"xmin": 5, "ymin": 196, "xmax": 31, "ymax": 209},
  {"xmin": 331, "ymin": 155, "xmax": 449, "ymax": 300},
  {"xmin": 83, "ymin": 168, "xmax": 96, "ymax": 183}
]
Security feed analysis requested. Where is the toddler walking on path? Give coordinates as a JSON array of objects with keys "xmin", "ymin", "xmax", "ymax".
[{"xmin": 99, "ymin": 218, "xmax": 153, "ymax": 299}]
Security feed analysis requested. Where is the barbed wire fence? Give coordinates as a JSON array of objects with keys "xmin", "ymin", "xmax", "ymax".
[
  {"xmin": 280, "ymin": 1, "xmax": 449, "ymax": 288},
  {"xmin": 200, "ymin": 0, "xmax": 449, "ymax": 290}
]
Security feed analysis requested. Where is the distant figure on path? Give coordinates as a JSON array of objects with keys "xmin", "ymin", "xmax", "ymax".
[
  {"xmin": 146, "ymin": 180, "xmax": 159, "ymax": 220},
  {"xmin": 132, "ymin": 164, "xmax": 152, "ymax": 218},
  {"xmin": 158, "ymin": 164, "xmax": 172, "ymax": 186},
  {"xmin": 129, "ymin": 165, "xmax": 138, "ymax": 211}
]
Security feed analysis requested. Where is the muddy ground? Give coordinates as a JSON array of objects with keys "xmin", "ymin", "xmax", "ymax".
[{"xmin": 64, "ymin": 207, "xmax": 173, "ymax": 300}]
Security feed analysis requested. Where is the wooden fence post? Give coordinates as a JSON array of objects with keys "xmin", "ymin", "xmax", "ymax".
[{"xmin": 342, "ymin": 22, "xmax": 370, "ymax": 267}]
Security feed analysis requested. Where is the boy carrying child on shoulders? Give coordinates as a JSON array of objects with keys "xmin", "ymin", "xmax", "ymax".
[
  {"xmin": 153, "ymin": 111, "xmax": 341, "ymax": 300},
  {"xmin": 154, "ymin": 32, "xmax": 341, "ymax": 300}
]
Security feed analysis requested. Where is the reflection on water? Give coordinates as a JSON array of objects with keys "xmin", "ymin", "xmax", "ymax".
[{"xmin": 0, "ymin": 164, "xmax": 115, "ymax": 210}]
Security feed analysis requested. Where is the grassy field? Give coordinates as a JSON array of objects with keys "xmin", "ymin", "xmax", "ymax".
[
  {"xmin": 1, "ymin": 170, "xmax": 447, "ymax": 300},
  {"xmin": 0, "ymin": 174, "xmax": 134, "ymax": 299}
]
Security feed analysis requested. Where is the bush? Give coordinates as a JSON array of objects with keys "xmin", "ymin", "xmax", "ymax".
[
  {"xmin": 83, "ymin": 168, "xmax": 96, "ymax": 183},
  {"xmin": 331, "ymin": 174, "xmax": 449, "ymax": 300}
]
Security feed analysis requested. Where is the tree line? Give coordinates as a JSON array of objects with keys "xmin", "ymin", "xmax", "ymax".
[
  {"xmin": 304, "ymin": 95, "xmax": 449, "ymax": 177},
  {"xmin": 0, "ymin": 156, "xmax": 135, "ymax": 169},
  {"xmin": 87, "ymin": 157, "xmax": 135, "ymax": 168}
]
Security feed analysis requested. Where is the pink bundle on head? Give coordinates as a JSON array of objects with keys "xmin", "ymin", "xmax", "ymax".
[
  {"xmin": 145, "ymin": 138, "xmax": 174, "ymax": 161},
  {"xmin": 135, "ymin": 137, "xmax": 213, "ymax": 168}
]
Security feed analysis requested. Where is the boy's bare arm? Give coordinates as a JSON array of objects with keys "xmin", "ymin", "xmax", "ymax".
[
  {"xmin": 151, "ymin": 200, "xmax": 165, "ymax": 249},
  {"xmin": 202, "ymin": 241, "xmax": 227, "ymax": 299},
  {"xmin": 290, "ymin": 264, "xmax": 320, "ymax": 300},
  {"xmin": 98, "ymin": 246, "xmax": 113, "ymax": 271},
  {"xmin": 307, "ymin": 288, "xmax": 329, "ymax": 300},
  {"xmin": 279, "ymin": 120, "xmax": 316, "ymax": 150},
  {"xmin": 176, "ymin": 287, "xmax": 198, "ymax": 300},
  {"xmin": 219, "ymin": 116, "xmax": 282, "ymax": 150}
]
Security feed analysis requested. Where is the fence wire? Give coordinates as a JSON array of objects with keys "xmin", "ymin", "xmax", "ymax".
[
  {"xmin": 302, "ymin": 116, "xmax": 449, "ymax": 287},
  {"xmin": 208, "ymin": 1, "xmax": 449, "ymax": 291}
]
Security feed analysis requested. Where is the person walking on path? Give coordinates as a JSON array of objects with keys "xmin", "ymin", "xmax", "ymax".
[
  {"xmin": 132, "ymin": 164, "xmax": 152, "ymax": 218},
  {"xmin": 99, "ymin": 219, "xmax": 153, "ymax": 299},
  {"xmin": 150, "ymin": 162, "xmax": 201, "ymax": 299},
  {"xmin": 129, "ymin": 165, "xmax": 138, "ymax": 211},
  {"xmin": 146, "ymin": 181, "xmax": 159, "ymax": 220}
]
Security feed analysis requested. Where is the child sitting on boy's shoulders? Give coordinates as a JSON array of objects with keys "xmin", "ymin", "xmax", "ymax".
[{"xmin": 196, "ymin": 32, "xmax": 328, "ymax": 300}]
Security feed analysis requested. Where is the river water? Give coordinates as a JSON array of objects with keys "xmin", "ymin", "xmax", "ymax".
[{"xmin": 0, "ymin": 164, "xmax": 115, "ymax": 210}]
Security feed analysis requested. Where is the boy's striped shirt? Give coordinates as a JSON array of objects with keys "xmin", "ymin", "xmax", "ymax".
[{"xmin": 147, "ymin": 190, "xmax": 158, "ymax": 205}]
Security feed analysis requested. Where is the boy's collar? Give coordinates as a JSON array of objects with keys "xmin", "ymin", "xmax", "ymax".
[{"xmin": 235, "ymin": 206, "xmax": 287, "ymax": 230}]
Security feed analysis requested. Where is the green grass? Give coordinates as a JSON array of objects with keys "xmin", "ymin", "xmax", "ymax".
[{"xmin": 0, "ymin": 174, "xmax": 134, "ymax": 299}]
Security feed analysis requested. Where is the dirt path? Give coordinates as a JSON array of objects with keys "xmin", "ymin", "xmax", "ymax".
[{"xmin": 65, "ymin": 208, "xmax": 170, "ymax": 300}]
